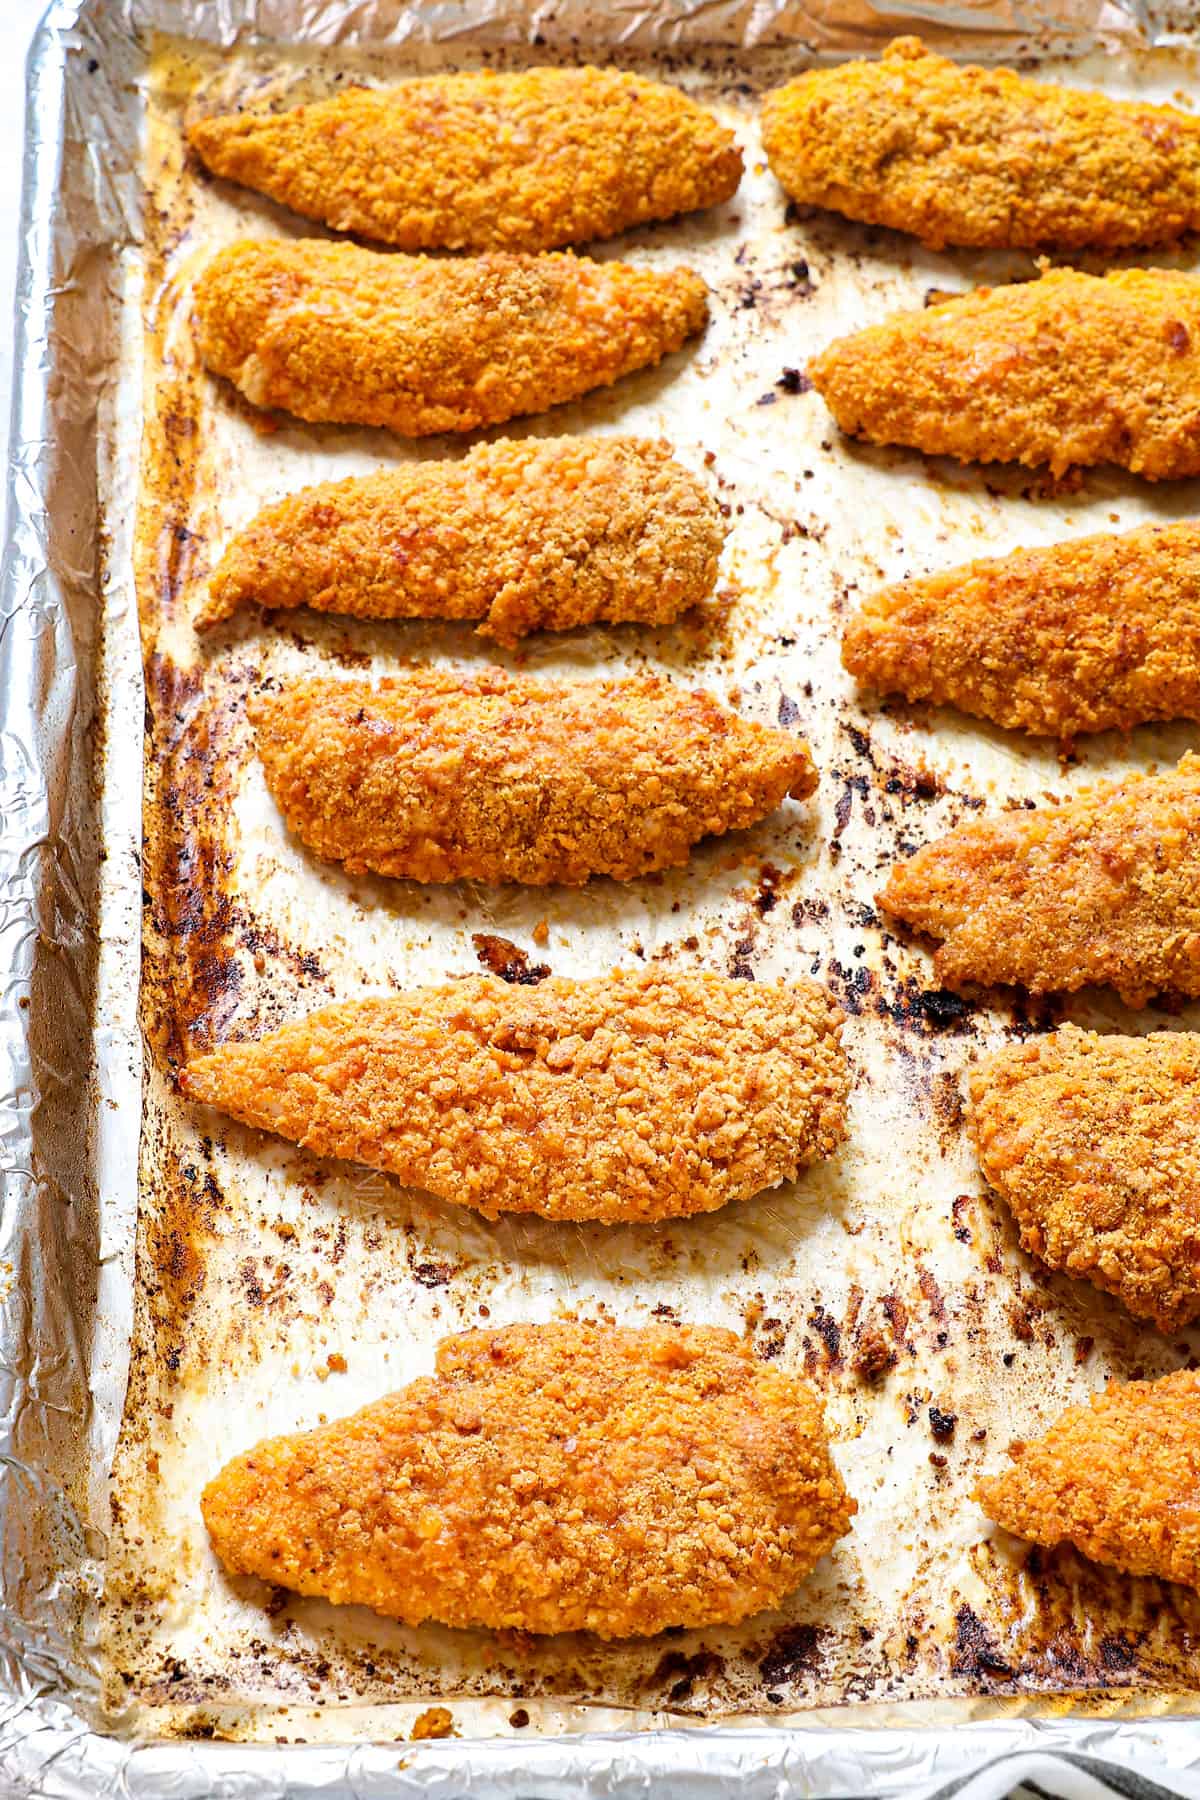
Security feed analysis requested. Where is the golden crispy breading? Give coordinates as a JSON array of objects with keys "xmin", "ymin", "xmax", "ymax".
[
  {"xmin": 193, "ymin": 239, "xmax": 708, "ymax": 435},
  {"xmin": 188, "ymin": 67, "xmax": 742, "ymax": 253},
  {"xmin": 878, "ymin": 755, "xmax": 1200, "ymax": 1007},
  {"xmin": 808, "ymin": 268, "xmax": 1200, "ymax": 480},
  {"xmin": 200, "ymin": 436, "xmax": 725, "ymax": 644},
  {"xmin": 250, "ymin": 669, "xmax": 816, "ymax": 886},
  {"xmin": 969, "ymin": 1026, "xmax": 1200, "ymax": 1331},
  {"xmin": 976, "ymin": 1369, "xmax": 1200, "ymax": 1592},
  {"xmin": 842, "ymin": 521, "xmax": 1200, "ymax": 741},
  {"xmin": 202, "ymin": 1320, "xmax": 856, "ymax": 1636},
  {"xmin": 181, "ymin": 971, "xmax": 849, "ymax": 1223},
  {"xmin": 761, "ymin": 37, "xmax": 1200, "ymax": 252}
]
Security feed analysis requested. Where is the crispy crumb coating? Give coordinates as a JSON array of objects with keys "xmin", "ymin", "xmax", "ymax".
[
  {"xmin": 181, "ymin": 970, "xmax": 849, "ymax": 1223},
  {"xmin": 969, "ymin": 1026, "xmax": 1200, "ymax": 1331},
  {"xmin": 761, "ymin": 37, "xmax": 1200, "ymax": 252},
  {"xmin": 976, "ymin": 1369, "xmax": 1200, "ymax": 1592},
  {"xmin": 201, "ymin": 436, "xmax": 725, "ymax": 643},
  {"xmin": 202, "ymin": 1320, "xmax": 856, "ymax": 1636},
  {"xmin": 878, "ymin": 754, "xmax": 1200, "ymax": 1006},
  {"xmin": 188, "ymin": 66, "xmax": 742, "ymax": 253},
  {"xmin": 808, "ymin": 267, "xmax": 1200, "ymax": 480},
  {"xmin": 250, "ymin": 669, "xmax": 816, "ymax": 886},
  {"xmin": 193, "ymin": 239, "xmax": 708, "ymax": 435},
  {"xmin": 842, "ymin": 520, "xmax": 1200, "ymax": 740}
]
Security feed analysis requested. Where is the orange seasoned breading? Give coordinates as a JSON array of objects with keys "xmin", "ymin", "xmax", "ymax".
[
  {"xmin": 969, "ymin": 1026, "xmax": 1200, "ymax": 1331},
  {"xmin": 200, "ymin": 436, "xmax": 726, "ymax": 643},
  {"xmin": 842, "ymin": 520, "xmax": 1200, "ymax": 740},
  {"xmin": 878, "ymin": 755, "xmax": 1200, "ymax": 1007},
  {"xmin": 188, "ymin": 66, "xmax": 742, "ymax": 253},
  {"xmin": 808, "ymin": 267, "xmax": 1200, "ymax": 480},
  {"xmin": 193, "ymin": 239, "xmax": 708, "ymax": 435},
  {"xmin": 761, "ymin": 38, "xmax": 1200, "ymax": 252},
  {"xmin": 180, "ymin": 970, "xmax": 849, "ymax": 1223},
  {"xmin": 977, "ymin": 1369, "xmax": 1200, "ymax": 1592},
  {"xmin": 202, "ymin": 1320, "xmax": 856, "ymax": 1636},
  {"xmin": 250, "ymin": 669, "xmax": 817, "ymax": 886}
]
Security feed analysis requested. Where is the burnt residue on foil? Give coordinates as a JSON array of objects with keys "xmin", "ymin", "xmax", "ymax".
[{"xmin": 7, "ymin": 0, "xmax": 1196, "ymax": 1768}]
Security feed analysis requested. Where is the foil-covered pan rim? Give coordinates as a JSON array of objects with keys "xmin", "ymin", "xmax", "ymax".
[{"xmin": 5, "ymin": 0, "xmax": 1200, "ymax": 1791}]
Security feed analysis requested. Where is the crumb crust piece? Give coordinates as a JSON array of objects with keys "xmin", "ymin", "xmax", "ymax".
[
  {"xmin": 250, "ymin": 669, "xmax": 817, "ymax": 886},
  {"xmin": 202, "ymin": 1320, "xmax": 857, "ymax": 1637},
  {"xmin": 194, "ymin": 239, "xmax": 708, "ymax": 435}
]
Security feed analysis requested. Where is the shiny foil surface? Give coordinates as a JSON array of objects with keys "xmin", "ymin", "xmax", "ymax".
[{"xmin": 5, "ymin": 0, "xmax": 1200, "ymax": 1791}]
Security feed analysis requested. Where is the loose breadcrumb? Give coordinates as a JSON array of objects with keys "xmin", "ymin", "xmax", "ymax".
[
  {"xmin": 977, "ymin": 1369, "xmax": 1200, "ymax": 1592},
  {"xmin": 969, "ymin": 1026, "xmax": 1200, "ymax": 1331},
  {"xmin": 250, "ymin": 669, "xmax": 817, "ymax": 886},
  {"xmin": 201, "ymin": 1319, "xmax": 857, "ymax": 1637},
  {"xmin": 180, "ymin": 970, "xmax": 849, "ymax": 1223},
  {"xmin": 761, "ymin": 37, "xmax": 1200, "ymax": 252},
  {"xmin": 878, "ymin": 754, "xmax": 1200, "ymax": 1006},
  {"xmin": 193, "ymin": 239, "xmax": 708, "ymax": 435},
  {"xmin": 409, "ymin": 1708, "xmax": 455, "ymax": 1741},
  {"xmin": 188, "ymin": 66, "xmax": 742, "ymax": 253},
  {"xmin": 842, "ymin": 520, "xmax": 1200, "ymax": 740},
  {"xmin": 200, "ymin": 436, "xmax": 725, "ymax": 643},
  {"xmin": 808, "ymin": 267, "xmax": 1200, "ymax": 480}
]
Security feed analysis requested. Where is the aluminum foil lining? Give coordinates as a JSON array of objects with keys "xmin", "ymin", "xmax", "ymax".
[{"xmin": 6, "ymin": 0, "xmax": 1200, "ymax": 1791}]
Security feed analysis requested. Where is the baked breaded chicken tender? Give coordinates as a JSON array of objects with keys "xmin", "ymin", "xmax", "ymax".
[
  {"xmin": 970, "ymin": 1026, "xmax": 1200, "ymax": 1331},
  {"xmin": 250, "ymin": 669, "xmax": 816, "ymax": 885},
  {"xmin": 200, "ymin": 436, "xmax": 725, "ymax": 643},
  {"xmin": 843, "ymin": 520, "xmax": 1200, "ymax": 740},
  {"xmin": 879, "ymin": 754, "xmax": 1200, "ymax": 1006},
  {"xmin": 181, "ymin": 971, "xmax": 849, "ymax": 1223},
  {"xmin": 977, "ymin": 1370, "xmax": 1200, "ymax": 1593},
  {"xmin": 202, "ymin": 1320, "xmax": 856, "ymax": 1636},
  {"xmin": 809, "ymin": 268, "xmax": 1200, "ymax": 479},
  {"xmin": 193, "ymin": 240, "xmax": 708, "ymax": 435},
  {"xmin": 188, "ymin": 66, "xmax": 742, "ymax": 253},
  {"xmin": 761, "ymin": 37, "xmax": 1200, "ymax": 252}
]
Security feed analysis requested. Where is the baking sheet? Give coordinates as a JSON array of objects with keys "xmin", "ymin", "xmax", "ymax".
[
  {"xmin": 110, "ymin": 21, "xmax": 1200, "ymax": 1739},
  {"xmin": 7, "ymin": 0, "xmax": 1200, "ymax": 1790}
]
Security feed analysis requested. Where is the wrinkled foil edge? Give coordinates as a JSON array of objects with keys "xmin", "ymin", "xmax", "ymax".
[
  {"xmin": 11, "ymin": 1714, "xmax": 1200, "ymax": 1795},
  {"xmin": 3, "ymin": 0, "xmax": 1200, "ymax": 1792}
]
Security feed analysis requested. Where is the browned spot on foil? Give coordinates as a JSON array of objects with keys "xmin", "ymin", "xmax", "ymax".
[
  {"xmin": 139, "ymin": 1130, "xmax": 224, "ymax": 1367},
  {"xmin": 931, "ymin": 1071, "xmax": 965, "ymax": 1146},
  {"xmin": 650, "ymin": 1648, "xmax": 725, "ymax": 1706},
  {"xmin": 142, "ymin": 655, "xmax": 245, "ymax": 1065},
  {"xmin": 951, "ymin": 1605, "xmax": 1013, "ymax": 1681},
  {"xmin": 883, "ymin": 1293, "xmax": 912, "ymax": 1350},
  {"xmin": 807, "ymin": 1303, "xmax": 843, "ymax": 1370},
  {"xmin": 929, "ymin": 1406, "xmax": 957, "ymax": 1443},
  {"xmin": 759, "ymin": 1622, "xmax": 826, "ymax": 1686},
  {"xmin": 918, "ymin": 1268, "xmax": 947, "ymax": 1325}
]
